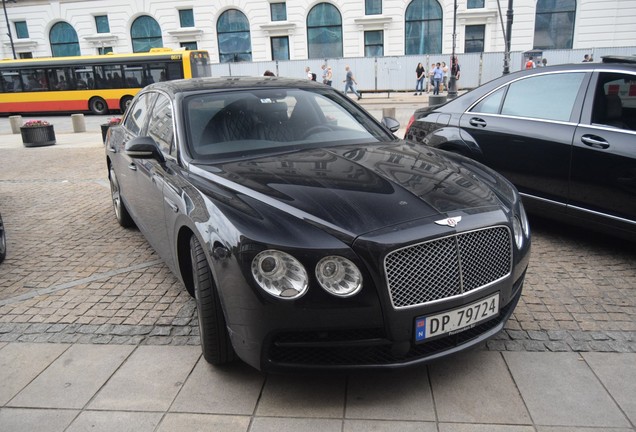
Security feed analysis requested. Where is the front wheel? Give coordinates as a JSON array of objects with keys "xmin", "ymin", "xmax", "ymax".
[
  {"xmin": 190, "ymin": 236, "xmax": 235, "ymax": 365},
  {"xmin": 89, "ymin": 96, "xmax": 109, "ymax": 115},
  {"xmin": 109, "ymin": 166, "xmax": 134, "ymax": 228}
]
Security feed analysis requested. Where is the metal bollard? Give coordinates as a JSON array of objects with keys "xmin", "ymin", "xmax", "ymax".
[
  {"xmin": 9, "ymin": 115, "xmax": 22, "ymax": 134},
  {"xmin": 428, "ymin": 95, "xmax": 447, "ymax": 108},
  {"xmin": 71, "ymin": 113, "xmax": 86, "ymax": 133}
]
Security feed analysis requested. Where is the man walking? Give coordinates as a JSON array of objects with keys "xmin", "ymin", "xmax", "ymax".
[{"xmin": 343, "ymin": 65, "xmax": 361, "ymax": 100}]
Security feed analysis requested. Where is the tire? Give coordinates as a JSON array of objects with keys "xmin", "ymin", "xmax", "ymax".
[
  {"xmin": 120, "ymin": 95, "xmax": 133, "ymax": 113},
  {"xmin": 190, "ymin": 235, "xmax": 235, "ymax": 365},
  {"xmin": 0, "ymin": 214, "xmax": 6, "ymax": 264},
  {"xmin": 89, "ymin": 96, "xmax": 109, "ymax": 115},
  {"xmin": 109, "ymin": 166, "xmax": 134, "ymax": 228}
]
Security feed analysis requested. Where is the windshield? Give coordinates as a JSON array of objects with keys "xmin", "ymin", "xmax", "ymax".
[{"xmin": 184, "ymin": 87, "xmax": 393, "ymax": 160}]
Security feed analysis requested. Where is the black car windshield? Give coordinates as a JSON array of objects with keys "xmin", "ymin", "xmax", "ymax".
[{"xmin": 184, "ymin": 87, "xmax": 393, "ymax": 160}]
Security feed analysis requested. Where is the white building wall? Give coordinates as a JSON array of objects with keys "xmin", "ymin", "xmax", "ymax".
[{"xmin": 1, "ymin": 0, "xmax": 635, "ymax": 61}]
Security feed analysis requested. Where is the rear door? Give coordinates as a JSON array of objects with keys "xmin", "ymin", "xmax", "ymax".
[
  {"xmin": 458, "ymin": 71, "xmax": 590, "ymax": 204},
  {"xmin": 570, "ymin": 69, "xmax": 636, "ymax": 230}
]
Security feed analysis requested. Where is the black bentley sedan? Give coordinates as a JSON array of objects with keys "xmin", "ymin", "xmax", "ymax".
[
  {"xmin": 105, "ymin": 77, "xmax": 530, "ymax": 371},
  {"xmin": 405, "ymin": 58, "xmax": 636, "ymax": 240}
]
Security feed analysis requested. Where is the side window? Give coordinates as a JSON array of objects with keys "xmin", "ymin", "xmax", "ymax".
[
  {"xmin": 124, "ymin": 92, "xmax": 156, "ymax": 136},
  {"xmin": 147, "ymin": 94, "xmax": 174, "ymax": 155},
  {"xmin": 591, "ymin": 72, "xmax": 635, "ymax": 131},
  {"xmin": 501, "ymin": 73, "xmax": 585, "ymax": 122},
  {"xmin": 472, "ymin": 87, "xmax": 506, "ymax": 114}
]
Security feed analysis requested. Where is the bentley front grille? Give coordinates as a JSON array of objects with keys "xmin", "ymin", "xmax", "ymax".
[{"xmin": 384, "ymin": 226, "xmax": 512, "ymax": 309}]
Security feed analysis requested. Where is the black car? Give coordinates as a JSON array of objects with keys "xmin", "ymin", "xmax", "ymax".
[
  {"xmin": 105, "ymin": 76, "xmax": 530, "ymax": 372},
  {"xmin": 405, "ymin": 58, "xmax": 636, "ymax": 240}
]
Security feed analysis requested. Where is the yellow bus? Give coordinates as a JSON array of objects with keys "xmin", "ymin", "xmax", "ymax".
[{"xmin": 0, "ymin": 48, "xmax": 211, "ymax": 115}]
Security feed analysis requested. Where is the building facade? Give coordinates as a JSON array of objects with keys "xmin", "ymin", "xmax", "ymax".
[{"xmin": 1, "ymin": 0, "xmax": 635, "ymax": 62}]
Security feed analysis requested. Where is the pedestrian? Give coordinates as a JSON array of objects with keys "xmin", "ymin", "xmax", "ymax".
[
  {"xmin": 343, "ymin": 65, "xmax": 361, "ymax": 100},
  {"xmin": 442, "ymin": 61, "xmax": 449, "ymax": 91},
  {"xmin": 305, "ymin": 66, "xmax": 316, "ymax": 81},
  {"xmin": 541, "ymin": 58, "xmax": 548, "ymax": 67},
  {"xmin": 525, "ymin": 56, "xmax": 535, "ymax": 69},
  {"xmin": 427, "ymin": 63, "xmax": 435, "ymax": 93},
  {"xmin": 263, "ymin": 70, "xmax": 275, "ymax": 76},
  {"xmin": 414, "ymin": 62, "xmax": 425, "ymax": 95},
  {"xmin": 582, "ymin": 54, "xmax": 590, "ymax": 62},
  {"xmin": 321, "ymin": 64, "xmax": 333, "ymax": 86},
  {"xmin": 432, "ymin": 62, "xmax": 443, "ymax": 95}
]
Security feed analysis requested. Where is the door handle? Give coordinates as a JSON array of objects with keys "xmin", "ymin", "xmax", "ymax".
[
  {"xmin": 581, "ymin": 135, "xmax": 610, "ymax": 149},
  {"xmin": 469, "ymin": 118, "xmax": 487, "ymax": 127},
  {"xmin": 128, "ymin": 163, "xmax": 137, "ymax": 171}
]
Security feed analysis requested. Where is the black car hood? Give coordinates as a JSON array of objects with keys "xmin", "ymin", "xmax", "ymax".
[{"xmin": 191, "ymin": 142, "xmax": 507, "ymax": 237}]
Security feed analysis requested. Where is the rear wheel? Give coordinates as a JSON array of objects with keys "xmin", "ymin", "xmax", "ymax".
[
  {"xmin": 89, "ymin": 96, "xmax": 109, "ymax": 115},
  {"xmin": 109, "ymin": 166, "xmax": 134, "ymax": 228},
  {"xmin": 190, "ymin": 235, "xmax": 235, "ymax": 365}
]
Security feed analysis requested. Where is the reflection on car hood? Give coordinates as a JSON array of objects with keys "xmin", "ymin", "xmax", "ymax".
[{"xmin": 192, "ymin": 142, "xmax": 506, "ymax": 236}]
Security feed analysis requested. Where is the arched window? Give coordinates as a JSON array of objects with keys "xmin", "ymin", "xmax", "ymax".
[
  {"xmin": 49, "ymin": 22, "xmax": 80, "ymax": 57},
  {"xmin": 533, "ymin": 0, "xmax": 576, "ymax": 49},
  {"xmin": 217, "ymin": 9, "xmax": 252, "ymax": 63},
  {"xmin": 131, "ymin": 16, "xmax": 163, "ymax": 53},
  {"xmin": 307, "ymin": 3, "xmax": 343, "ymax": 59},
  {"xmin": 405, "ymin": 0, "xmax": 442, "ymax": 55}
]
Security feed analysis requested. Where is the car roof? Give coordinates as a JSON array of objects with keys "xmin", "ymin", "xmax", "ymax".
[
  {"xmin": 435, "ymin": 60, "xmax": 636, "ymax": 112},
  {"xmin": 142, "ymin": 76, "xmax": 325, "ymax": 95}
]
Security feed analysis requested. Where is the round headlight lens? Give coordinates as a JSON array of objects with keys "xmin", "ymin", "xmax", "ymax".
[
  {"xmin": 316, "ymin": 256, "xmax": 363, "ymax": 297},
  {"xmin": 251, "ymin": 250, "xmax": 308, "ymax": 300}
]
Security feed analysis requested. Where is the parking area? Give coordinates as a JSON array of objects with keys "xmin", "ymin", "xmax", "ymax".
[{"xmin": 0, "ymin": 105, "xmax": 634, "ymax": 353}]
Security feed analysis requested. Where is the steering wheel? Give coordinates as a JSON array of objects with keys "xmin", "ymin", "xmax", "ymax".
[{"xmin": 302, "ymin": 125, "xmax": 332, "ymax": 139}]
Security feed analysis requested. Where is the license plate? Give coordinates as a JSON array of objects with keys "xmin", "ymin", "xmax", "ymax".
[{"xmin": 414, "ymin": 293, "xmax": 500, "ymax": 342}]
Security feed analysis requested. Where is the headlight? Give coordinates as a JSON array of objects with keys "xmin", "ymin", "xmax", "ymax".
[
  {"xmin": 251, "ymin": 250, "xmax": 308, "ymax": 299},
  {"xmin": 513, "ymin": 216, "xmax": 524, "ymax": 249},
  {"xmin": 518, "ymin": 201, "xmax": 530, "ymax": 238},
  {"xmin": 315, "ymin": 256, "xmax": 363, "ymax": 297}
]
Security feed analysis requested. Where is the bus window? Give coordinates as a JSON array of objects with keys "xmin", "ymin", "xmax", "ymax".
[
  {"xmin": 122, "ymin": 64, "xmax": 142, "ymax": 88},
  {"xmin": 148, "ymin": 63, "xmax": 168, "ymax": 83},
  {"xmin": 49, "ymin": 67, "xmax": 73, "ymax": 90},
  {"xmin": 73, "ymin": 67, "xmax": 94, "ymax": 90},
  {"xmin": 22, "ymin": 69, "xmax": 48, "ymax": 91},
  {"xmin": 1, "ymin": 71, "xmax": 22, "ymax": 92},
  {"xmin": 166, "ymin": 63, "xmax": 183, "ymax": 80}
]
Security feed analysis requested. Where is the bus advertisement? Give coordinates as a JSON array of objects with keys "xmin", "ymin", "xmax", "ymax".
[{"xmin": 0, "ymin": 49, "xmax": 211, "ymax": 115}]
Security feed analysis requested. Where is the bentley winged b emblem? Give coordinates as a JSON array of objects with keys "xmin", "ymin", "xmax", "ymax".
[{"xmin": 435, "ymin": 216, "xmax": 462, "ymax": 227}]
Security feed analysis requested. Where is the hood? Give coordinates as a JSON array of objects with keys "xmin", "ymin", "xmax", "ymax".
[{"xmin": 192, "ymin": 142, "xmax": 506, "ymax": 237}]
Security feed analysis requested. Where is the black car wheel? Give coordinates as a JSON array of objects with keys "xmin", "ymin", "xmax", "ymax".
[
  {"xmin": 120, "ymin": 95, "xmax": 133, "ymax": 113},
  {"xmin": 109, "ymin": 167, "xmax": 134, "ymax": 228},
  {"xmin": 190, "ymin": 235, "xmax": 235, "ymax": 365},
  {"xmin": 0, "ymin": 214, "xmax": 6, "ymax": 264}
]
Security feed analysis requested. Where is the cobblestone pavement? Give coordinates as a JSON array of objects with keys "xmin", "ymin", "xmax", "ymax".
[{"xmin": 0, "ymin": 124, "xmax": 634, "ymax": 354}]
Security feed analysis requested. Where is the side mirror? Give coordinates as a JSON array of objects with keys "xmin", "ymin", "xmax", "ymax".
[
  {"xmin": 125, "ymin": 136, "xmax": 164, "ymax": 162},
  {"xmin": 381, "ymin": 116, "xmax": 400, "ymax": 133}
]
